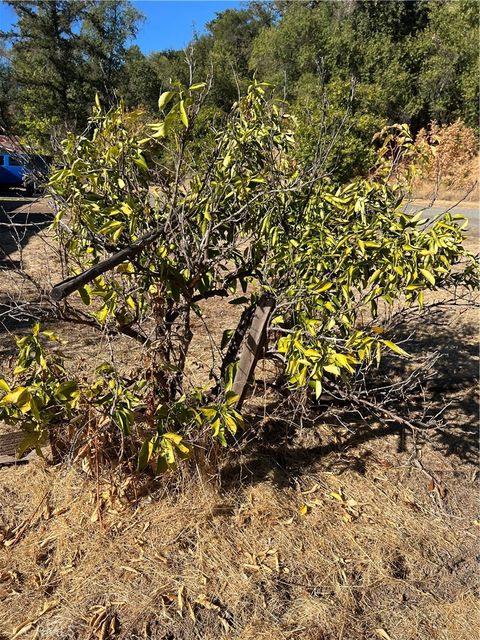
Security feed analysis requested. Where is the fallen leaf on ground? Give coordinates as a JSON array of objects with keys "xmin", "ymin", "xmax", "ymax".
[{"xmin": 11, "ymin": 600, "xmax": 59, "ymax": 639}]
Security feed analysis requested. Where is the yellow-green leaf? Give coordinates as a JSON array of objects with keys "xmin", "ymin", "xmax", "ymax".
[
  {"xmin": 179, "ymin": 100, "xmax": 189, "ymax": 128},
  {"xmin": 97, "ymin": 305, "xmax": 109, "ymax": 325},
  {"xmin": 419, "ymin": 268, "xmax": 435, "ymax": 285},
  {"xmin": 1, "ymin": 387, "xmax": 28, "ymax": 406},
  {"xmin": 382, "ymin": 340, "xmax": 410, "ymax": 358},
  {"xmin": 158, "ymin": 90, "xmax": 175, "ymax": 110},
  {"xmin": 163, "ymin": 432, "xmax": 183, "ymax": 445}
]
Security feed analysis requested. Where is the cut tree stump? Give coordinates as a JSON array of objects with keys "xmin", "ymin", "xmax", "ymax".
[{"xmin": 232, "ymin": 294, "xmax": 276, "ymax": 410}]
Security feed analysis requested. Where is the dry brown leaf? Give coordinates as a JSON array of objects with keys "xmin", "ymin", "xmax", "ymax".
[
  {"xmin": 375, "ymin": 629, "xmax": 393, "ymax": 640},
  {"xmin": 301, "ymin": 483, "xmax": 319, "ymax": 495},
  {"xmin": 195, "ymin": 594, "xmax": 221, "ymax": 612},
  {"xmin": 11, "ymin": 600, "xmax": 59, "ymax": 639},
  {"xmin": 187, "ymin": 602, "xmax": 196, "ymax": 623},
  {"xmin": 177, "ymin": 585, "xmax": 185, "ymax": 616}
]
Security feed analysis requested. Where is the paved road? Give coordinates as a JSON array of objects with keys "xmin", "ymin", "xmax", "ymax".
[{"xmin": 404, "ymin": 201, "xmax": 479, "ymax": 238}]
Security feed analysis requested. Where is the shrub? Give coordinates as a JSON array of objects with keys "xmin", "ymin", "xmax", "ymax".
[
  {"xmin": 1, "ymin": 83, "xmax": 477, "ymax": 473},
  {"xmin": 414, "ymin": 119, "xmax": 478, "ymax": 194}
]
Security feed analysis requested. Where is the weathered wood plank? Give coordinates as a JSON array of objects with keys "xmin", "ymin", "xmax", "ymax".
[
  {"xmin": 0, "ymin": 450, "xmax": 37, "ymax": 466},
  {"xmin": 0, "ymin": 430, "xmax": 37, "ymax": 466},
  {"xmin": 232, "ymin": 294, "xmax": 276, "ymax": 410},
  {"xmin": 0, "ymin": 430, "xmax": 25, "ymax": 457}
]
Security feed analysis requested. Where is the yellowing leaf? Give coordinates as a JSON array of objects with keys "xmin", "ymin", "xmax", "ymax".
[
  {"xmin": 200, "ymin": 406, "xmax": 218, "ymax": 419},
  {"xmin": 116, "ymin": 261, "xmax": 135, "ymax": 274},
  {"xmin": 96, "ymin": 306, "xmax": 109, "ymax": 325},
  {"xmin": 121, "ymin": 202, "xmax": 133, "ymax": 216},
  {"xmin": 179, "ymin": 100, "xmax": 189, "ymax": 128},
  {"xmin": 323, "ymin": 364, "xmax": 341, "ymax": 376},
  {"xmin": 299, "ymin": 503, "xmax": 310, "ymax": 515},
  {"xmin": 163, "ymin": 432, "xmax": 183, "ymax": 445},
  {"xmin": 419, "ymin": 268, "xmax": 435, "ymax": 285},
  {"xmin": 315, "ymin": 281, "xmax": 333, "ymax": 293},
  {"xmin": 151, "ymin": 123, "xmax": 166, "ymax": 138},
  {"xmin": 329, "ymin": 491, "xmax": 344, "ymax": 503},
  {"xmin": 224, "ymin": 414, "xmax": 238, "ymax": 435},
  {"xmin": 382, "ymin": 340, "xmax": 410, "ymax": 358},
  {"xmin": 134, "ymin": 154, "xmax": 148, "ymax": 171},
  {"xmin": 1, "ymin": 387, "xmax": 28, "ymax": 406},
  {"xmin": 158, "ymin": 90, "xmax": 175, "ymax": 110}
]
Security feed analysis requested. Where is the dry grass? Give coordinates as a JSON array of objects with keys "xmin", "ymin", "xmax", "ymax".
[
  {"xmin": 0, "ymin": 424, "xmax": 479, "ymax": 640},
  {"xmin": 412, "ymin": 121, "xmax": 478, "ymax": 203},
  {"xmin": 0, "ymin": 194, "xmax": 479, "ymax": 640}
]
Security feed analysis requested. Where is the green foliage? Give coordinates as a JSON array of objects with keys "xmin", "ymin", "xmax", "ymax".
[
  {"xmin": 265, "ymin": 156, "xmax": 475, "ymax": 393},
  {"xmin": 2, "ymin": 0, "xmax": 477, "ymax": 177},
  {"xmin": 0, "ymin": 324, "xmax": 79, "ymax": 457},
  {"xmin": 411, "ymin": 0, "xmax": 479, "ymax": 128}
]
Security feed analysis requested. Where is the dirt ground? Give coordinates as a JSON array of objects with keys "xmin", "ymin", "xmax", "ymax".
[{"xmin": 0, "ymin": 194, "xmax": 478, "ymax": 640}]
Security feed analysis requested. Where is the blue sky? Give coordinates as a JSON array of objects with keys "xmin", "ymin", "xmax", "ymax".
[
  {"xmin": 0, "ymin": 1, "xmax": 245, "ymax": 52},
  {"xmin": 134, "ymin": 1, "xmax": 244, "ymax": 52}
]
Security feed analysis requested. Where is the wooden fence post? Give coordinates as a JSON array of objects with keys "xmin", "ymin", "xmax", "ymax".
[{"xmin": 232, "ymin": 294, "xmax": 276, "ymax": 410}]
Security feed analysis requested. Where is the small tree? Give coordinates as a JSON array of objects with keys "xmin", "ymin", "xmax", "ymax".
[{"xmin": 0, "ymin": 82, "xmax": 477, "ymax": 472}]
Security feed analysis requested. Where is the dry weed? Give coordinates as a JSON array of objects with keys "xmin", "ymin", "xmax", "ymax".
[{"xmin": 413, "ymin": 120, "xmax": 479, "ymax": 202}]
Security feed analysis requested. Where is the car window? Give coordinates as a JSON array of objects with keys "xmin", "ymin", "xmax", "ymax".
[
  {"xmin": 0, "ymin": 155, "xmax": 5, "ymax": 166},
  {"xmin": 9, "ymin": 156, "xmax": 24, "ymax": 166}
]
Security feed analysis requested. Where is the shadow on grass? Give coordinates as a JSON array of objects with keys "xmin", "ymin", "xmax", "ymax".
[
  {"xmin": 221, "ymin": 310, "xmax": 479, "ymax": 488},
  {"xmin": 0, "ymin": 193, "xmax": 52, "ymax": 269}
]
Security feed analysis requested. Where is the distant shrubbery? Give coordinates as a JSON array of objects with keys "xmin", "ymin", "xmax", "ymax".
[{"xmin": 1, "ymin": 1, "xmax": 478, "ymax": 180}]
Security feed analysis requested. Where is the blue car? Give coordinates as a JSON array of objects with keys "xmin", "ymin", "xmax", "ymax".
[{"xmin": 0, "ymin": 150, "xmax": 50, "ymax": 195}]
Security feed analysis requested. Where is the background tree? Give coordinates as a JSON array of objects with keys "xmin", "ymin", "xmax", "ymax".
[
  {"xmin": 412, "ymin": 0, "xmax": 479, "ymax": 129},
  {"xmin": 0, "ymin": 0, "xmax": 477, "ymax": 172},
  {"xmin": 0, "ymin": 0, "xmax": 86, "ymax": 145},
  {"xmin": 0, "ymin": 51, "xmax": 15, "ymax": 129},
  {"xmin": 80, "ymin": 0, "xmax": 141, "ymax": 103},
  {"xmin": 0, "ymin": 0, "xmax": 142, "ymax": 147},
  {"xmin": 116, "ymin": 45, "xmax": 160, "ymax": 112}
]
